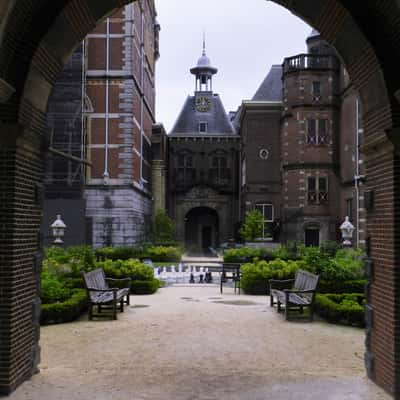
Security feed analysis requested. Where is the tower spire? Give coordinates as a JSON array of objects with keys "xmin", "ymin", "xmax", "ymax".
[{"xmin": 202, "ymin": 31, "xmax": 206, "ymax": 56}]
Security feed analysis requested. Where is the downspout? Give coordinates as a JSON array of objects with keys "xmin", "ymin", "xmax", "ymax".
[
  {"xmin": 103, "ymin": 17, "xmax": 110, "ymax": 182},
  {"xmin": 140, "ymin": 11, "xmax": 145, "ymax": 184},
  {"xmin": 81, "ymin": 39, "xmax": 86, "ymax": 183},
  {"xmin": 355, "ymin": 97, "xmax": 360, "ymax": 248}
]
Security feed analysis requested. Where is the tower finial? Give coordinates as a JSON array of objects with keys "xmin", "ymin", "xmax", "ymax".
[{"xmin": 202, "ymin": 31, "xmax": 206, "ymax": 56}]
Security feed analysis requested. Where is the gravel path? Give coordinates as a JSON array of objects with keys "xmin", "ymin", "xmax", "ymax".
[{"xmin": 10, "ymin": 286, "xmax": 390, "ymax": 400}]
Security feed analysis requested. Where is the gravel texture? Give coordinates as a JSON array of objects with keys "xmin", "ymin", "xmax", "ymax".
[{"xmin": 9, "ymin": 286, "xmax": 390, "ymax": 400}]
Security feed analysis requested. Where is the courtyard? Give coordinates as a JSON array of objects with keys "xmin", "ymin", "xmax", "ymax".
[{"xmin": 9, "ymin": 285, "xmax": 389, "ymax": 400}]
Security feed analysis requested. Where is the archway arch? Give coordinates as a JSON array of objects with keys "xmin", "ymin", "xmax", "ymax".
[{"xmin": 1, "ymin": 0, "xmax": 400, "ymax": 396}]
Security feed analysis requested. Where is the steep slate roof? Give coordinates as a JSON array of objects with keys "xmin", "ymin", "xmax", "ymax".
[
  {"xmin": 252, "ymin": 65, "xmax": 283, "ymax": 102},
  {"xmin": 169, "ymin": 94, "xmax": 237, "ymax": 136}
]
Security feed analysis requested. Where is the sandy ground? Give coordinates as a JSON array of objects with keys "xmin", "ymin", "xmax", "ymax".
[{"xmin": 9, "ymin": 285, "xmax": 390, "ymax": 400}]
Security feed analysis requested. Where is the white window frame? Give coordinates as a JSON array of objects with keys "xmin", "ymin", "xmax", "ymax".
[
  {"xmin": 255, "ymin": 203, "xmax": 274, "ymax": 239},
  {"xmin": 307, "ymin": 176, "xmax": 329, "ymax": 205}
]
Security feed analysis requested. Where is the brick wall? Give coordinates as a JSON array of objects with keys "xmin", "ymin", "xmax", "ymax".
[{"xmin": 0, "ymin": 132, "xmax": 42, "ymax": 395}]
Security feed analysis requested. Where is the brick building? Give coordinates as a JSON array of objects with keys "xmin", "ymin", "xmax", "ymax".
[
  {"xmin": 233, "ymin": 30, "xmax": 365, "ymax": 246},
  {"xmin": 42, "ymin": 1, "xmax": 160, "ymax": 247},
  {"xmin": 168, "ymin": 44, "xmax": 240, "ymax": 251}
]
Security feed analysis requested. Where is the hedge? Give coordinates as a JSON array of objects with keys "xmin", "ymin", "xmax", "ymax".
[
  {"xmin": 41, "ymin": 289, "xmax": 87, "ymax": 325},
  {"xmin": 131, "ymin": 279, "xmax": 160, "ymax": 295},
  {"xmin": 241, "ymin": 259, "xmax": 303, "ymax": 295},
  {"xmin": 223, "ymin": 247, "xmax": 274, "ymax": 264},
  {"xmin": 314, "ymin": 293, "xmax": 365, "ymax": 327},
  {"xmin": 94, "ymin": 245, "xmax": 182, "ymax": 262},
  {"xmin": 318, "ymin": 279, "xmax": 367, "ymax": 294}
]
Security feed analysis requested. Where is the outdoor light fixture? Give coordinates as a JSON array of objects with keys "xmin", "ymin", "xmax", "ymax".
[
  {"xmin": 50, "ymin": 214, "xmax": 67, "ymax": 244},
  {"xmin": 340, "ymin": 216, "xmax": 355, "ymax": 247}
]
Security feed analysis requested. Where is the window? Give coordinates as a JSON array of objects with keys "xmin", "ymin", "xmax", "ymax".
[
  {"xmin": 307, "ymin": 177, "xmax": 328, "ymax": 204},
  {"xmin": 312, "ymin": 81, "xmax": 321, "ymax": 101},
  {"xmin": 176, "ymin": 153, "xmax": 195, "ymax": 184},
  {"xmin": 199, "ymin": 122, "xmax": 208, "ymax": 133},
  {"xmin": 209, "ymin": 154, "xmax": 230, "ymax": 185},
  {"xmin": 255, "ymin": 204, "xmax": 274, "ymax": 239},
  {"xmin": 306, "ymin": 118, "xmax": 329, "ymax": 145}
]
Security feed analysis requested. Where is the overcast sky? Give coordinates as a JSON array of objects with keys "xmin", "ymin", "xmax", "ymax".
[{"xmin": 154, "ymin": 0, "xmax": 312, "ymax": 131}]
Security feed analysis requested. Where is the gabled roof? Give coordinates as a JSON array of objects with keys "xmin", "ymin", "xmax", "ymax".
[
  {"xmin": 169, "ymin": 94, "xmax": 237, "ymax": 136},
  {"xmin": 252, "ymin": 65, "xmax": 283, "ymax": 102}
]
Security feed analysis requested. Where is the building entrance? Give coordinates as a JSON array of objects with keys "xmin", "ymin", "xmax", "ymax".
[
  {"xmin": 305, "ymin": 228, "xmax": 320, "ymax": 247},
  {"xmin": 185, "ymin": 207, "xmax": 219, "ymax": 255}
]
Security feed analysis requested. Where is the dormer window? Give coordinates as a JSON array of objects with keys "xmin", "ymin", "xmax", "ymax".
[{"xmin": 199, "ymin": 122, "xmax": 208, "ymax": 133}]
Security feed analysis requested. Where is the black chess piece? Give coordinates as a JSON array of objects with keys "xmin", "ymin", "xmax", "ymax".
[
  {"xmin": 199, "ymin": 274, "xmax": 204, "ymax": 283},
  {"xmin": 189, "ymin": 273, "xmax": 195, "ymax": 284}
]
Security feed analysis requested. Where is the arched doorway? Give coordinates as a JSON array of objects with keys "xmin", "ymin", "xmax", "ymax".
[
  {"xmin": 1, "ymin": 0, "xmax": 400, "ymax": 396},
  {"xmin": 185, "ymin": 207, "xmax": 219, "ymax": 255}
]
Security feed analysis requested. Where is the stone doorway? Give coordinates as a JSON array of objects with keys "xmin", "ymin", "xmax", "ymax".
[
  {"xmin": 185, "ymin": 207, "xmax": 219, "ymax": 255},
  {"xmin": 305, "ymin": 228, "xmax": 320, "ymax": 247}
]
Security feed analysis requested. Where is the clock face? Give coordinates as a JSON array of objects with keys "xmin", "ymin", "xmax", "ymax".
[{"xmin": 195, "ymin": 96, "xmax": 211, "ymax": 112}]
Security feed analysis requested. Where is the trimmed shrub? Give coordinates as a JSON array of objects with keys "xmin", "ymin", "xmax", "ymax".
[
  {"xmin": 241, "ymin": 259, "xmax": 302, "ymax": 295},
  {"xmin": 96, "ymin": 259, "xmax": 154, "ymax": 281},
  {"xmin": 131, "ymin": 279, "xmax": 160, "ymax": 295},
  {"xmin": 318, "ymin": 279, "xmax": 367, "ymax": 294},
  {"xmin": 41, "ymin": 271, "xmax": 71, "ymax": 304},
  {"xmin": 314, "ymin": 293, "xmax": 365, "ymax": 327},
  {"xmin": 41, "ymin": 289, "xmax": 87, "ymax": 325},
  {"xmin": 223, "ymin": 247, "xmax": 274, "ymax": 263},
  {"xmin": 143, "ymin": 246, "xmax": 182, "ymax": 262},
  {"xmin": 320, "ymin": 249, "xmax": 364, "ymax": 281},
  {"xmin": 95, "ymin": 246, "xmax": 144, "ymax": 261}
]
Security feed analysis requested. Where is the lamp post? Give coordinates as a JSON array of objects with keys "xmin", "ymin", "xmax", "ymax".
[
  {"xmin": 339, "ymin": 216, "xmax": 355, "ymax": 248},
  {"xmin": 50, "ymin": 214, "xmax": 67, "ymax": 245}
]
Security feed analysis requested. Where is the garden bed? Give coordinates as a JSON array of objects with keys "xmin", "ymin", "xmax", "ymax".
[{"xmin": 314, "ymin": 293, "xmax": 365, "ymax": 327}]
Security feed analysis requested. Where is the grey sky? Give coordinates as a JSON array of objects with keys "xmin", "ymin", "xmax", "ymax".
[{"xmin": 154, "ymin": 0, "xmax": 312, "ymax": 132}]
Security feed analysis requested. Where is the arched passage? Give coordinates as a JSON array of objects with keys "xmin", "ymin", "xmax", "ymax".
[
  {"xmin": 185, "ymin": 207, "xmax": 219, "ymax": 254},
  {"xmin": 1, "ymin": 0, "xmax": 400, "ymax": 397}
]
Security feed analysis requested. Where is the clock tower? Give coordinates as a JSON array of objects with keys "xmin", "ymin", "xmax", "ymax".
[{"xmin": 190, "ymin": 39, "xmax": 218, "ymax": 113}]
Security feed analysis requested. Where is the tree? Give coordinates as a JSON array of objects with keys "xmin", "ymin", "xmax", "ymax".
[
  {"xmin": 240, "ymin": 209, "xmax": 264, "ymax": 242},
  {"xmin": 153, "ymin": 209, "xmax": 176, "ymax": 244}
]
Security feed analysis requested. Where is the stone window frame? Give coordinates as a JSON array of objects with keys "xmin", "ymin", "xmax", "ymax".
[
  {"xmin": 176, "ymin": 150, "xmax": 196, "ymax": 184},
  {"xmin": 208, "ymin": 149, "xmax": 230, "ymax": 186},
  {"xmin": 307, "ymin": 176, "xmax": 328, "ymax": 205},
  {"xmin": 306, "ymin": 118, "xmax": 329, "ymax": 145}
]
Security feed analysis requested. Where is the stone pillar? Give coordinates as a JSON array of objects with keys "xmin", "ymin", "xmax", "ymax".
[
  {"xmin": 0, "ymin": 125, "xmax": 42, "ymax": 395},
  {"xmin": 151, "ymin": 159, "xmax": 166, "ymax": 214},
  {"xmin": 363, "ymin": 134, "xmax": 400, "ymax": 397}
]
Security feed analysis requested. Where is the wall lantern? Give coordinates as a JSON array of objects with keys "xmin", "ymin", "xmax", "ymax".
[
  {"xmin": 50, "ymin": 214, "xmax": 67, "ymax": 244},
  {"xmin": 340, "ymin": 216, "xmax": 355, "ymax": 247}
]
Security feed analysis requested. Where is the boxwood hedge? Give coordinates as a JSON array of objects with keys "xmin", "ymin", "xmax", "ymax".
[
  {"xmin": 314, "ymin": 293, "xmax": 365, "ymax": 327},
  {"xmin": 41, "ymin": 289, "xmax": 87, "ymax": 325}
]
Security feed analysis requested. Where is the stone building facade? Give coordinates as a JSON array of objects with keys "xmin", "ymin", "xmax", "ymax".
[
  {"xmin": 168, "ymin": 46, "xmax": 240, "ymax": 251},
  {"xmin": 42, "ymin": 1, "xmax": 160, "ymax": 247}
]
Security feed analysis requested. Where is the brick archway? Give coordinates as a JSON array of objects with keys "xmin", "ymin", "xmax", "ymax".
[{"xmin": 0, "ymin": 0, "xmax": 400, "ymax": 396}]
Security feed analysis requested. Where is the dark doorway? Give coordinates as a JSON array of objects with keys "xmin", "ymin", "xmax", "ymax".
[
  {"xmin": 202, "ymin": 226, "xmax": 212, "ymax": 249},
  {"xmin": 185, "ymin": 207, "xmax": 219, "ymax": 255},
  {"xmin": 305, "ymin": 228, "xmax": 319, "ymax": 247}
]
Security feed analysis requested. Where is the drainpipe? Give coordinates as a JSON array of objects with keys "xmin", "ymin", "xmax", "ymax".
[
  {"xmin": 140, "ymin": 11, "xmax": 145, "ymax": 184},
  {"xmin": 81, "ymin": 39, "xmax": 86, "ymax": 183},
  {"xmin": 354, "ymin": 97, "xmax": 360, "ymax": 248},
  {"xmin": 103, "ymin": 17, "xmax": 110, "ymax": 182}
]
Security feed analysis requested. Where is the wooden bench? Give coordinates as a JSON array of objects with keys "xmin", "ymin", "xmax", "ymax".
[
  {"xmin": 269, "ymin": 269, "xmax": 319, "ymax": 321},
  {"xmin": 82, "ymin": 268, "xmax": 131, "ymax": 320},
  {"xmin": 220, "ymin": 263, "xmax": 242, "ymax": 294}
]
